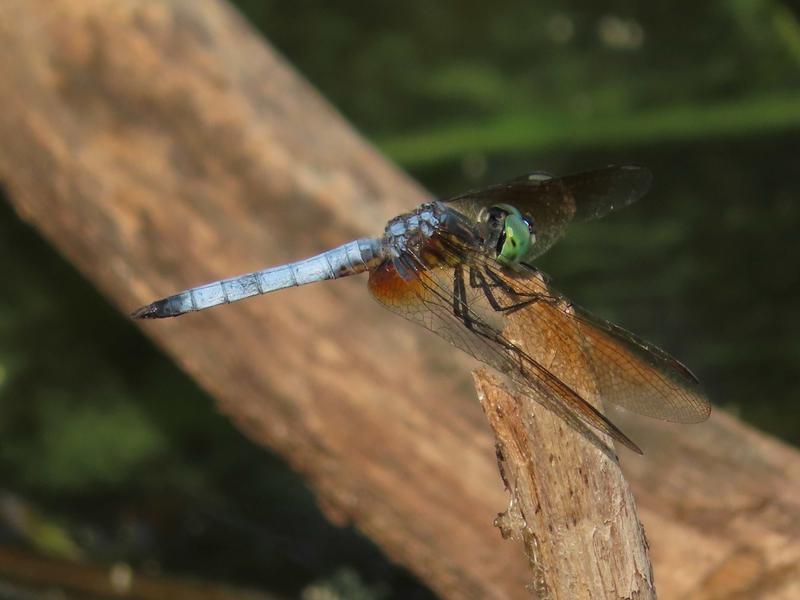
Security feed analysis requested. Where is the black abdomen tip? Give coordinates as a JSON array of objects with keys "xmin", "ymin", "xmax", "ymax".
[
  {"xmin": 131, "ymin": 298, "xmax": 179, "ymax": 319},
  {"xmin": 131, "ymin": 302, "xmax": 160, "ymax": 319}
]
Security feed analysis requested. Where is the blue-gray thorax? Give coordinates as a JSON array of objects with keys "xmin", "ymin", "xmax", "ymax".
[
  {"xmin": 380, "ymin": 202, "xmax": 485, "ymax": 280},
  {"xmin": 382, "ymin": 202, "xmax": 447, "ymax": 261}
]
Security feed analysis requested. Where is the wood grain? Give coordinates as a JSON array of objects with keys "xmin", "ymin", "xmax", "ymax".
[
  {"xmin": 475, "ymin": 370, "xmax": 654, "ymax": 599},
  {"xmin": 1, "ymin": 1, "xmax": 799, "ymax": 598}
]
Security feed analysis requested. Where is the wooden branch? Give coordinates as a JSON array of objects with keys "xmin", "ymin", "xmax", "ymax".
[
  {"xmin": 475, "ymin": 367, "xmax": 654, "ymax": 598},
  {"xmin": 1, "ymin": 1, "xmax": 800, "ymax": 598}
]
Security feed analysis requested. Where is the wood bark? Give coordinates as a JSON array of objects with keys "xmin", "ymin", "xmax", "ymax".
[
  {"xmin": 1, "ymin": 1, "xmax": 799, "ymax": 598},
  {"xmin": 475, "ymin": 370, "xmax": 655, "ymax": 599}
]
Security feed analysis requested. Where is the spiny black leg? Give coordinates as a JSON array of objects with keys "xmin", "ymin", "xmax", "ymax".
[
  {"xmin": 469, "ymin": 267, "xmax": 505, "ymax": 311},
  {"xmin": 485, "ymin": 266, "xmax": 563, "ymax": 310},
  {"xmin": 453, "ymin": 265, "xmax": 477, "ymax": 330},
  {"xmin": 455, "ymin": 266, "xmax": 511, "ymax": 345},
  {"xmin": 501, "ymin": 299, "xmax": 538, "ymax": 316},
  {"xmin": 452, "ymin": 266, "xmax": 464, "ymax": 319},
  {"xmin": 453, "ymin": 266, "xmax": 530, "ymax": 376},
  {"xmin": 483, "ymin": 267, "xmax": 544, "ymax": 299},
  {"xmin": 468, "ymin": 266, "xmax": 485, "ymax": 290},
  {"xmin": 470, "ymin": 267, "xmax": 541, "ymax": 315}
]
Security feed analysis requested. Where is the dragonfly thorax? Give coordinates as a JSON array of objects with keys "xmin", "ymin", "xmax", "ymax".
[
  {"xmin": 383, "ymin": 202, "xmax": 445, "ymax": 259},
  {"xmin": 382, "ymin": 202, "xmax": 482, "ymax": 277}
]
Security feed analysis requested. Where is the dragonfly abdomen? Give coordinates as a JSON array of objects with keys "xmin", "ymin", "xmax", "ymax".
[{"xmin": 131, "ymin": 238, "xmax": 382, "ymax": 319}]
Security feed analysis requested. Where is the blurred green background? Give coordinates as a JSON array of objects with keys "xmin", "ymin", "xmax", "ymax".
[{"xmin": 1, "ymin": 1, "xmax": 799, "ymax": 597}]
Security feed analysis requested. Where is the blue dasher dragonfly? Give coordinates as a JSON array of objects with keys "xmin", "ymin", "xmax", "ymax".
[{"xmin": 132, "ymin": 165, "xmax": 710, "ymax": 453}]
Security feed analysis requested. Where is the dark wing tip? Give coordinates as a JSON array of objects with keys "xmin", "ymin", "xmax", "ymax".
[
  {"xmin": 619, "ymin": 163, "xmax": 653, "ymax": 195},
  {"xmin": 567, "ymin": 164, "xmax": 654, "ymax": 223},
  {"xmin": 669, "ymin": 356, "xmax": 701, "ymax": 385}
]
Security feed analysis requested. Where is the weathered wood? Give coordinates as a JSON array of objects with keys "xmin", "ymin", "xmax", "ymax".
[
  {"xmin": 1, "ymin": 1, "xmax": 799, "ymax": 598},
  {"xmin": 474, "ymin": 369, "xmax": 654, "ymax": 598}
]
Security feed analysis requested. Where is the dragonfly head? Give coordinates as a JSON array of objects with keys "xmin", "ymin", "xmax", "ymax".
[{"xmin": 479, "ymin": 203, "xmax": 536, "ymax": 267}]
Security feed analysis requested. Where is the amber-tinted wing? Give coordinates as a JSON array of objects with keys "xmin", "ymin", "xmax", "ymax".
[
  {"xmin": 445, "ymin": 165, "xmax": 652, "ymax": 260},
  {"xmin": 468, "ymin": 255, "xmax": 711, "ymax": 424},
  {"xmin": 368, "ymin": 254, "xmax": 645, "ymax": 454}
]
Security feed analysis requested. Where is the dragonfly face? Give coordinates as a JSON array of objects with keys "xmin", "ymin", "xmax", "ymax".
[
  {"xmin": 133, "ymin": 165, "xmax": 710, "ymax": 454},
  {"xmin": 477, "ymin": 203, "xmax": 536, "ymax": 267}
]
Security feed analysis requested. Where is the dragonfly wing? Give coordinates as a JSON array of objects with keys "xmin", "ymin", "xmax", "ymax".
[
  {"xmin": 471, "ymin": 258, "xmax": 711, "ymax": 424},
  {"xmin": 560, "ymin": 164, "xmax": 652, "ymax": 223},
  {"xmin": 367, "ymin": 254, "xmax": 643, "ymax": 454},
  {"xmin": 446, "ymin": 165, "xmax": 652, "ymax": 260}
]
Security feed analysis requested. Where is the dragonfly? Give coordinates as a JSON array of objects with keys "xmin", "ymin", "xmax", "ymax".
[{"xmin": 132, "ymin": 165, "xmax": 710, "ymax": 454}]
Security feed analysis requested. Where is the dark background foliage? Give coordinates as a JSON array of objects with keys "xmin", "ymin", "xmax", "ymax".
[{"xmin": 1, "ymin": 1, "xmax": 798, "ymax": 597}]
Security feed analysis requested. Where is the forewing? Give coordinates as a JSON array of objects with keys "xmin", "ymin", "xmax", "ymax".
[
  {"xmin": 561, "ymin": 164, "xmax": 652, "ymax": 222},
  {"xmin": 445, "ymin": 165, "xmax": 652, "ymax": 259},
  {"xmin": 367, "ymin": 253, "xmax": 643, "ymax": 454},
  {"xmin": 477, "ymin": 260, "xmax": 711, "ymax": 424}
]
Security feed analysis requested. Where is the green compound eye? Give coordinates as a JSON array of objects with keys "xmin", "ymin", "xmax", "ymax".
[{"xmin": 493, "ymin": 204, "xmax": 532, "ymax": 266}]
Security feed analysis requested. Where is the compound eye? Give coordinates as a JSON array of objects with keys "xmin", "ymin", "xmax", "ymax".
[
  {"xmin": 488, "ymin": 204, "xmax": 532, "ymax": 266},
  {"xmin": 497, "ymin": 212, "xmax": 532, "ymax": 265}
]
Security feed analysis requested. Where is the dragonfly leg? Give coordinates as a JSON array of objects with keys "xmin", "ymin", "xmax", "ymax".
[
  {"xmin": 470, "ymin": 267, "xmax": 543, "ymax": 315},
  {"xmin": 453, "ymin": 265, "xmax": 491, "ymax": 334},
  {"xmin": 452, "ymin": 265, "xmax": 474, "ymax": 328},
  {"xmin": 456, "ymin": 266, "xmax": 527, "ymax": 375},
  {"xmin": 455, "ymin": 267, "xmax": 512, "ymax": 339}
]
